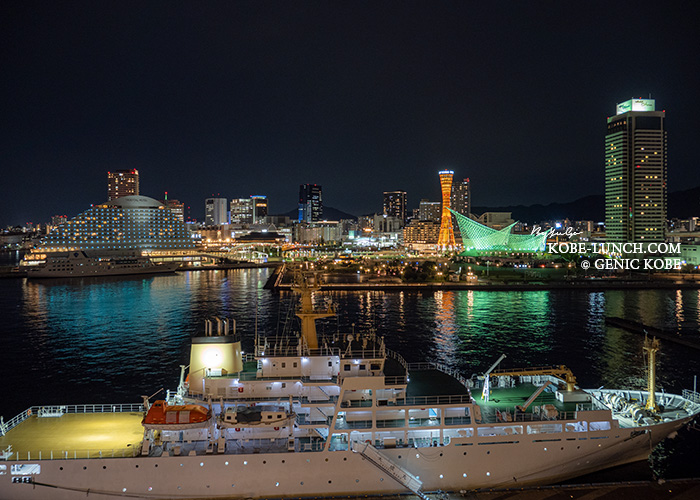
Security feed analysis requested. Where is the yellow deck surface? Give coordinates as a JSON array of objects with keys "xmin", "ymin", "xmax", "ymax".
[{"xmin": 0, "ymin": 413, "xmax": 144, "ymax": 459}]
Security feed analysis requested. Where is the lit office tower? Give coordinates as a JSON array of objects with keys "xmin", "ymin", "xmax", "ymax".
[
  {"xmin": 205, "ymin": 198, "xmax": 228, "ymax": 226},
  {"xmin": 437, "ymin": 170, "xmax": 456, "ymax": 247},
  {"xmin": 451, "ymin": 178, "xmax": 471, "ymax": 216},
  {"xmin": 251, "ymin": 195, "xmax": 268, "ymax": 224},
  {"xmin": 383, "ymin": 191, "xmax": 407, "ymax": 225},
  {"xmin": 298, "ymin": 184, "xmax": 323, "ymax": 222},
  {"xmin": 107, "ymin": 169, "xmax": 139, "ymax": 201},
  {"xmin": 605, "ymin": 98, "xmax": 667, "ymax": 243},
  {"xmin": 230, "ymin": 198, "xmax": 254, "ymax": 224}
]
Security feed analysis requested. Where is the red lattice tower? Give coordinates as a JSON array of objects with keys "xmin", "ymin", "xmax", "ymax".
[{"xmin": 437, "ymin": 170, "xmax": 456, "ymax": 248}]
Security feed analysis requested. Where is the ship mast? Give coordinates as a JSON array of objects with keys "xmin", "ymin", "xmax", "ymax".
[
  {"xmin": 292, "ymin": 266, "xmax": 335, "ymax": 351},
  {"xmin": 644, "ymin": 335, "xmax": 660, "ymax": 412}
]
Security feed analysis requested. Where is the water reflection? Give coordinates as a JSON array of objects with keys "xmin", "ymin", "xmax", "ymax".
[{"xmin": 1, "ymin": 272, "xmax": 699, "ymax": 420}]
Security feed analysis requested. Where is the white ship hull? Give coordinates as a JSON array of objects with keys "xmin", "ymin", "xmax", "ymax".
[
  {"xmin": 0, "ymin": 410, "xmax": 691, "ymax": 500},
  {"xmin": 23, "ymin": 251, "xmax": 180, "ymax": 278}
]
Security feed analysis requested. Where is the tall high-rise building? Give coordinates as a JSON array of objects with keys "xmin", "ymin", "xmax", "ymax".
[
  {"xmin": 230, "ymin": 198, "xmax": 254, "ymax": 224},
  {"xmin": 205, "ymin": 198, "xmax": 228, "ymax": 226},
  {"xmin": 251, "ymin": 195, "xmax": 268, "ymax": 224},
  {"xmin": 437, "ymin": 170, "xmax": 456, "ymax": 247},
  {"xmin": 298, "ymin": 184, "xmax": 323, "ymax": 223},
  {"xmin": 605, "ymin": 98, "xmax": 667, "ymax": 243},
  {"xmin": 107, "ymin": 169, "xmax": 139, "ymax": 201},
  {"xmin": 419, "ymin": 199, "xmax": 441, "ymax": 221},
  {"xmin": 451, "ymin": 178, "xmax": 471, "ymax": 217},
  {"xmin": 383, "ymin": 191, "xmax": 407, "ymax": 226}
]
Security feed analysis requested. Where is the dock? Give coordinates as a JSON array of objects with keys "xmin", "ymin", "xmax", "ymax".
[{"xmin": 605, "ymin": 317, "xmax": 700, "ymax": 351}]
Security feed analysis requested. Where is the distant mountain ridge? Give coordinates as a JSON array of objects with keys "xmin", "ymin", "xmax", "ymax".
[
  {"xmin": 276, "ymin": 186, "xmax": 699, "ymax": 225},
  {"xmin": 472, "ymin": 186, "xmax": 700, "ymax": 224},
  {"xmin": 279, "ymin": 206, "xmax": 358, "ymax": 221}
]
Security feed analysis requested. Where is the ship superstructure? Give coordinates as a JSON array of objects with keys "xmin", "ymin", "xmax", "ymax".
[
  {"xmin": 22, "ymin": 250, "xmax": 180, "ymax": 278},
  {"xmin": 1, "ymin": 268, "xmax": 699, "ymax": 499}
]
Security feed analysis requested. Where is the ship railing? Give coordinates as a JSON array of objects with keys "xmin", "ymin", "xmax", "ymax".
[
  {"xmin": 3, "ymin": 447, "xmax": 140, "ymax": 462},
  {"xmin": 385, "ymin": 349, "xmax": 409, "ymax": 373},
  {"xmin": 255, "ymin": 346, "xmax": 342, "ymax": 357},
  {"xmin": 403, "ymin": 394, "xmax": 473, "ymax": 406},
  {"xmin": 342, "ymin": 348, "xmax": 387, "ymax": 360},
  {"xmin": 682, "ymin": 389, "xmax": 700, "ymax": 405},
  {"xmin": 1, "ymin": 403, "xmax": 144, "ymax": 437},
  {"xmin": 295, "ymin": 414, "xmax": 332, "ymax": 426},
  {"xmin": 211, "ymin": 371, "xmax": 339, "ymax": 384},
  {"xmin": 340, "ymin": 400, "xmax": 373, "ymax": 408},
  {"xmin": 385, "ymin": 376, "xmax": 407, "ymax": 386},
  {"xmin": 478, "ymin": 409, "xmax": 581, "ymax": 425},
  {"xmin": 407, "ymin": 362, "xmax": 474, "ymax": 391}
]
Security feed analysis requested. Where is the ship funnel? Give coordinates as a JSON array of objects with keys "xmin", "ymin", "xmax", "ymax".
[{"xmin": 189, "ymin": 317, "xmax": 244, "ymax": 396}]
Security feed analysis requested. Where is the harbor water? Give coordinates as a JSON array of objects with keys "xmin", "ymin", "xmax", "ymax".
[{"xmin": 1, "ymin": 267, "xmax": 699, "ymax": 480}]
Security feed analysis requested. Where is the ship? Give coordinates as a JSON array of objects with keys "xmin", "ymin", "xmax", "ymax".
[
  {"xmin": 1, "ymin": 267, "xmax": 699, "ymax": 499},
  {"xmin": 21, "ymin": 250, "xmax": 180, "ymax": 278}
]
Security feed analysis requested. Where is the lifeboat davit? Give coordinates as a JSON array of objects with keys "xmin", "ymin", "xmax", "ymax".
[{"xmin": 142, "ymin": 400, "xmax": 212, "ymax": 430}]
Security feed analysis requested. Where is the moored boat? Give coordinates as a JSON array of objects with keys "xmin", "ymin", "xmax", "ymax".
[
  {"xmin": 1, "ymin": 268, "xmax": 699, "ymax": 499},
  {"xmin": 21, "ymin": 250, "xmax": 180, "ymax": 278}
]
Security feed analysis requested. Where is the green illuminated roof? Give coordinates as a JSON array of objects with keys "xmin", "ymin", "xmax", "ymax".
[{"xmin": 450, "ymin": 209, "xmax": 546, "ymax": 253}]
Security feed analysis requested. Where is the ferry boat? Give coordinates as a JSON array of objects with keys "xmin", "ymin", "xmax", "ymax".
[
  {"xmin": 1, "ymin": 269, "xmax": 699, "ymax": 499},
  {"xmin": 21, "ymin": 250, "xmax": 180, "ymax": 278}
]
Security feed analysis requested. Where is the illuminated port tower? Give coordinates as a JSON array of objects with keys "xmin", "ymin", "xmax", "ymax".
[{"xmin": 437, "ymin": 170, "xmax": 456, "ymax": 248}]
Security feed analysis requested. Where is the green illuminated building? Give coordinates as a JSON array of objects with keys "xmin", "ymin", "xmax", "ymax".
[
  {"xmin": 451, "ymin": 209, "xmax": 547, "ymax": 253},
  {"xmin": 605, "ymin": 98, "xmax": 667, "ymax": 242}
]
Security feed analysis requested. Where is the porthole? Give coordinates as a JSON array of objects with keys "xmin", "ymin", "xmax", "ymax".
[
  {"xmin": 328, "ymin": 480, "xmax": 332, "ymax": 484},
  {"xmin": 135, "ymin": 465, "xmax": 139, "ymax": 468},
  {"xmin": 59, "ymin": 467, "xmax": 63, "ymax": 471},
  {"xmin": 154, "ymin": 464, "xmax": 158, "ymax": 468},
  {"xmin": 263, "ymin": 461, "xmax": 267, "ymax": 464},
  {"xmin": 83, "ymin": 466, "xmax": 87, "ymax": 470},
  {"xmin": 102, "ymin": 466, "xmax": 106, "ymax": 470}
]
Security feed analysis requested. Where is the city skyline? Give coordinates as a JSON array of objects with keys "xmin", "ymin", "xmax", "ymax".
[{"xmin": 2, "ymin": 2, "xmax": 699, "ymax": 226}]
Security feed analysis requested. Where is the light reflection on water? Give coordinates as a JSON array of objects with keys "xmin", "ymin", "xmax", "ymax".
[{"xmin": 1, "ymin": 270, "xmax": 699, "ymax": 420}]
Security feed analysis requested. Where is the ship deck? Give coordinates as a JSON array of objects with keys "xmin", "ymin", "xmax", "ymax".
[{"xmin": 1, "ymin": 412, "xmax": 144, "ymax": 460}]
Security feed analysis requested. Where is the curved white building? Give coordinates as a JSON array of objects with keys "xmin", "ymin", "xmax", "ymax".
[{"xmin": 39, "ymin": 195, "xmax": 194, "ymax": 253}]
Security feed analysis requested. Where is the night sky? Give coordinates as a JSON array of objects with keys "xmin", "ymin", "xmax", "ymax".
[{"xmin": 2, "ymin": 1, "xmax": 698, "ymax": 225}]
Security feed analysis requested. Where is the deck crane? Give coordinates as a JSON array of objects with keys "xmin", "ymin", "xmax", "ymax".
[{"xmin": 481, "ymin": 354, "xmax": 506, "ymax": 401}]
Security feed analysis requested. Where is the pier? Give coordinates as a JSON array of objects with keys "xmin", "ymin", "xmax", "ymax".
[{"xmin": 605, "ymin": 317, "xmax": 700, "ymax": 351}]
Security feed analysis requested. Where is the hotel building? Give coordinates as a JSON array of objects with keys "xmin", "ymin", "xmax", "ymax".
[
  {"xmin": 107, "ymin": 169, "xmax": 140, "ymax": 201},
  {"xmin": 605, "ymin": 98, "xmax": 667, "ymax": 243},
  {"xmin": 37, "ymin": 195, "xmax": 194, "ymax": 253}
]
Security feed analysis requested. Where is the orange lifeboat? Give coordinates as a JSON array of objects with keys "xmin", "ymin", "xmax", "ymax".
[{"xmin": 142, "ymin": 400, "xmax": 212, "ymax": 430}]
